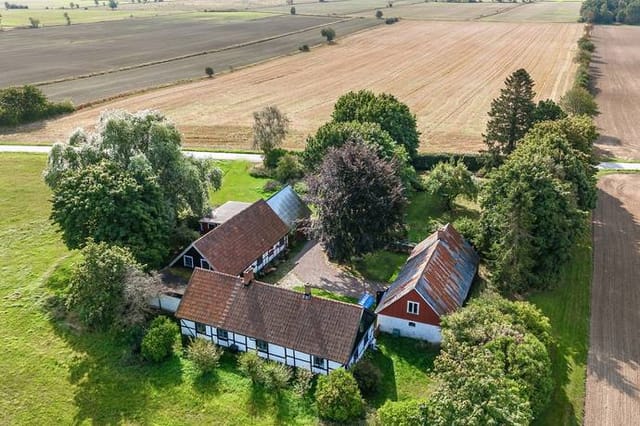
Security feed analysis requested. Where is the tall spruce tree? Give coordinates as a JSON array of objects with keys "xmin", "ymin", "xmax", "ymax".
[{"xmin": 484, "ymin": 69, "xmax": 536, "ymax": 163}]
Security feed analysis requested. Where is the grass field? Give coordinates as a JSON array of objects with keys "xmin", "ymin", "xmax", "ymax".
[
  {"xmin": 529, "ymin": 233, "xmax": 592, "ymax": 425},
  {"xmin": 4, "ymin": 20, "xmax": 582, "ymax": 153},
  {"xmin": 355, "ymin": 1, "xmax": 520, "ymax": 21},
  {"xmin": 209, "ymin": 160, "xmax": 276, "ymax": 205},
  {"xmin": 0, "ymin": 8, "xmax": 182, "ymax": 27}
]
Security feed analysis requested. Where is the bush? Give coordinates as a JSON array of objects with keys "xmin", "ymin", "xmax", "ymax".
[
  {"xmin": 560, "ymin": 86, "xmax": 599, "ymax": 117},
  {"xmin": 299, "ymin": 44, "xmax": 310, "ymax": 52},
  {"xmin": 205, "ymin": 67, "xmax": 214, "ymax": 78},
  {"xmin": 577, "ymin": 35, "xmax": 595, "ymax": 52},
  {"xmin": 385, "ymin": 17, "xmax": 399, "ymax": 24},
  {"xmin": 320, "ymin": 27, "xmax": 336, "ymax": 42},
  {"xmin": 351, "ymin": 358, "xmax": 382, "ymax": 398},
  {"xmin": 141, "ymin": 316, "xmax": 179, "ymax": 363},
  {"xmin": 238, "ymin": 351, "xmax": 264, "ymax": 384},
  {"xmin": 0, "ymin": 85, "xmax": 74, "ymax": 127},
  {"xmin": 263, "ymin": 179, "xmax": 281, "ymax": 192},
  {"xmin": 412, "ymin": 153, "xmax": 482, "ymax": 172},
  {"xmin": 377, "ymin": 399, "xmax": 426, "ymax": 426},
  {"xmin": 275, "ymin": 153, "xmax": 305, "ymax": 182},
  {"xmin": 261, "ymin": 361, "xmax": 292, "ymax": 392},
  {"xmin": 187, "ymin": 338, "xmax": 222, "ymax": 374},
  {"xmin": 452, "ymin": 217, "xmax": 480, "ymax": 247},
  {"xmin": 293, "ymin": 368, "xmax": 314, "ymax": 396},
  {"xmin": 248, "ymin": 165, "xmax": 272, "ymax": 178},
  {"xmin": 264, "ymin": 147, "xmax": 287, "ymax": 169},
  {"xmin": 315, "ymin": 369, "xmax": 364, "ymax": 422},
  {"xmin": 424, "ymin": 160, "xmax": 477, "ymax": 210},
  {"xmin": 375, "ymin": 9, "xmax": 383, "ymax": 18},
  {"xmin": 290, "ymin": 6, "xmax": 295, "ymax": 14}
]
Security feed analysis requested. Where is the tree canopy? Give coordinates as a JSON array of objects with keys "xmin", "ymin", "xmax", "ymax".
[
  {"xmin": 559, "ymin": 87, "xmax": 599, "ymax": 117},
  {"xmin": 424, "ymin": 160, "xmax": 477, "ymax": 210},
  {"xmin": 332, "ymin": 90, "xmax": 420, "ymax": 158},
  {"xmin": 315, "ymin": 368, "xmax": 364, "ymax": 422},
  {"xmin": 252, "ymin": 105, "xmax": 289, "ymax": 166},
  {"xmin": 45, "ymin": 110, "xmax": 221, "ymax": 267},
  {"xmin": 307, "ymin": 140, "xmax": 407, "ymax": 261}
]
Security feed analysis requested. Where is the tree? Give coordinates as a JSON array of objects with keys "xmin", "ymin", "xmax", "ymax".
[
  {"xmin": 377, "ymin": 400, "xmax": 426, "ymax": 426},
  {"xmin": 290, "ymin": 6, "xmax": 295, "ymax": 14},
  {"xmin": 187, "ymin": 338, "xmax": 223, "ymax": 374},
  {"xmin": 320, "ymin": 27, "xmax": 335, "ymax": 42},
  {"xmin": 375, "ymin": 9, "xmax": 383, "ymax": 18},
  {"xmin": 315, "ymin": 369, "xmax": 364, "ymax": 422},
  {"xmin": 108, "ymin": 0, "xmax": 117, "ymax": 9},
  {"xmin": 307, "ymin": 140, "xmax": 407, "ymax": 261},
  {"xmin": 424, "ymin": 161, "xmax": 477, "ymax": 210},
  {"xmin": 141, "ymin": 316, "xmax": 179, "ymax": 362},
  {"xmin": 0, "ymin": 85, "xmax": 74, "ymax": 127},
  {"xmin": 533, "ymin": 99, "xmax": 567, "ymax": 123},
  {"xmin": 332, "ymin": 90, "xmax": 420, "ymax": 158},
  {"xmin": 525, "ymin": 115, "xmax": 598, "ymax": 164},
  {"xmin": 28, "ymin": 17, "xmax": 39, "ymax": 28},
  {"xmin": 484, "ymin": 68, "xmax": 536, "ymax": 161},
  {"xmin": 626, "ymin": 1, "xmax": 640, "ymax": 24},
  {"xmin": 45, "ymin": 110, "xmax": 220, "ymax": 267},
  {"xmin": 65, "ymin": 241, "xmax": 159, "ymax": 330},
  {"xmin": 205, "ymin": 67, "xmax": 214, "ymax": 78},
  {"xmin": 63, "ymin": 12, "xmax": 70, "ymax": 25},
  {"xmin": 560, "ymin": 86, "xmax": 599, "ymax": 117},
  {"xmin": 238, "ymin": 351, "xmax": 264, "ymax": 384},
  {"xmin": 275, "ymin": 153, "xmax": 304, "ymax": 183},
  {"xmin": 252, "ymin": 105, "xmax": 289, "ymax": 167}
]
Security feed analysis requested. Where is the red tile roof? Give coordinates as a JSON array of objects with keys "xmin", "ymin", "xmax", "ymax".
[
  {"xmin": 194, "ymin": 199, "xmax": 289, "ymax": 276},
  {"xmin": 376, "ymin": 224, "xmax": 479, "ymax": 317},
  {"xmin": 176, "ymin": 269, "xmax": 371, "ymax": 364}
]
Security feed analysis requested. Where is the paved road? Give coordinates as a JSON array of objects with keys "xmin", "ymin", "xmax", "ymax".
[
  {"xmin": 0, "ymin": 145, "xmax": 261, "ymax": 162},
  {"xmin": 585, "ymin": 174, "xmax": 640, "ymax": 426}
]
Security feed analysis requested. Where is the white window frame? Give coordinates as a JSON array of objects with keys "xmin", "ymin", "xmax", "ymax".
[
  {"xmin": 256, "ymin": 339, "xmax": 269, "ymax": 353},
  {"xmin": 407, "ymin": 301, "xmax": 420, "ymax": 315},
  {"xmin": 183, "ymin": 255, "xmax": 194, "ymax": 268},
  {"xmin": 200, "ymin": 259, "xmax": 210, "ymax": 269}
]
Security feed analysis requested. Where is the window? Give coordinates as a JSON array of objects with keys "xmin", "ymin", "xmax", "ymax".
[
  {"xmin": 312, "ymin": 356, "xmax": 325, "ymax": 368},
  {"xmin": 256, "ymin": 256, "xmax": 263, "ymax": 266},
  {"xmin": 217, "ymin": 328, "xmax": 229, "ymax": 341},
  {"xmin": 407, "ymin": 301, "xmax": 419, "ymax": 315},
  {"xmin": 408, "ymin": 322, "xmax": 416, "ymax": 328},
  {"xmin": 256, "ymin": 339, "xmax": 269, "ymax": 352},
  {"xmin": 183, "ymin": 255, "xmax": 194, "ymax": 268},
  {"xmin": 200, "ymin": 259, "xmax": 210, "ymax": 269},
  {"xmin": 196, "ymin": 322, "xmax": 206, "ymax": 334}
]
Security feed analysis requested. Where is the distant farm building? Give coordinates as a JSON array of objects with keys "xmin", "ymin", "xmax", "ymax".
[
  {"xmin": 375, "ymin": 224, "xmax": 479, "ymax": 342},
  {"xmin": 176, "ymin": 268, "xmax": 376, "ymax": 374}
]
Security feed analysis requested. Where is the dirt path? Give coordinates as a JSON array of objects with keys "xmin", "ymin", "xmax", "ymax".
[{"xmin": 585, "ymin": 174, "xmax": 640, "ymax": 425}]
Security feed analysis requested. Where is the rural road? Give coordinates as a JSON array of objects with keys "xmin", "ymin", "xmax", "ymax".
[
  {"xmin": 585, "ymin": 174, "xmax": 640, "ymax": 425},
  {"xmin": 2, "ymin": 145, "xmax": 638, "ymax": 170},
  {"xmin": 0, "ymin": 145, "xmax": 261, "ymax": 162}
]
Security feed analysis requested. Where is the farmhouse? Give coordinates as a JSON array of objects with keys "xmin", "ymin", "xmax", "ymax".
[
  {"xmin": 176, "ymin": 268, "xmax": 376, "ymax": 374},
  {"xmin": 375, "ymin": 224, "xmax": 479, "ymax": 342},
  {"xmin": 169, "ymin": 199, "xmax": 289, "ymax": 275},
  {"xmin": 198, "ymin": 201, "xmax": 251, "ymax": 234},
  {"xmin": 265, "ymin": 185, "xmax": 311, "ymax": 232}
]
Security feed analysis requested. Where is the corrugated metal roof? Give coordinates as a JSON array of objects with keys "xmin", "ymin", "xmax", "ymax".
[
  {"xmin": 266, "ymin": 185, "xmax": 311, "ymax": 230},
  {"xmin": 375, "ymin": 224, "xmax": 479, "ymax": 317}
]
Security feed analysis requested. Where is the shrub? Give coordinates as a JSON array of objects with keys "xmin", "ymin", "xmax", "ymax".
[
  {"xmin": 261, "ymin": 361, "xmax": 292, "ymax": 392},
  {"xmin": 205, "ymin": 67, "xmax": 214, "ymax": 78},
  {"xmin": 350, "ymin": 358, "xmax": 382, "ymax": 398},
  {"xmin": 577, "ymin": 35, "xmax": 595, "ymax": 52},
  {"xmin": 320, "ymin": 27, "xmax": 336, "ymax": 42},
  {"xmin": 238, "ymin": 351, "xmax": 264, "ymax": 384},
  {"xmin": 376, "ymin": 9, "xmax": 383, "ymax": 18},
  {"xmin": 248, "ymin": 165, "xmax": 272, "ymax": 178},
  {"xmin": 0, "ymin": 85, "xmax": 74, "ymax": 127},
  {"xmin": 275, "ymin": 153, "xmax": 304, "ymax": 182},
  {"xmin": 263, "ymin": 179, "xmax": 281, "ymax": 193},
  {"xmin": 141, "ymin": 316, "xmax": 179, "ymax": 363},
  {"xmin": 187, "ymin": 338, "xmax": 222, "ymax": 374},
  {"xmin": 290, "ymin": 6, "xmax": 295, "ymax": 14},
  {"xmin": 560, "ymin": 86, "xmax": 599, "ymax": 117},
  {"xmin": 293, "ymin": 368, "xmax": 314, "ymax": 396},
  {"xmin": 315, "ymin": 368, "xmax": 364, "ymax": 422},
  {"xmin": 299, "ymin": 44, "xmax": 310, "ymax": 52},
  {"xmin": 377, "ymin": 399, "xmax": 427, "ymax": 426},
  {"xmin": 452, "ymin": 217, "xmax": 480, "ymax": 247},
  {"xmin": 264, "ymin": 146, "xmax": 287, "ymax": 170},
  {"xmin": 385, "ymin": 17, "xmax": 399, "ymax": 24},
  {"xmin": 424, "ymin": 160, "xmax": 477, "ymax": 210}
]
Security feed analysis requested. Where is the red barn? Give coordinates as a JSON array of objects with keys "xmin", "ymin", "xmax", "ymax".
[{"xmin": 375, "ymin": 224, "xmax": 479, "ymax": 342}]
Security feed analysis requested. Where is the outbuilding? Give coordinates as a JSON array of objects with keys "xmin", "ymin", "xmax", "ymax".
[{"xmin": 375, "ymin": 224, "xmax": 479, "ymax": 342}]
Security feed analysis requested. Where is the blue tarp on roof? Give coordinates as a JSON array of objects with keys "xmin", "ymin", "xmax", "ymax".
[{"xmin": 358, "ymin": 294, "xmax": 376, "ymax": 310}]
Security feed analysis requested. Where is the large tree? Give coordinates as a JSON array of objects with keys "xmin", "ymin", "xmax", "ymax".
[
  {"xmin": 484, "ymin": 68, "xmax": 536, "ymax": 162},
  {"xmin": 45, "ymin": 110, "xmax": 221, "ymax": 267},
  {"xmin": 252, "ymin": 105, "xmax": 289, "ymax": 166},
  {"xmin": 307, "ymin": 140, "xmax": 407, "ymax": 261},
  {"xmin": 332, "ymin": 90, "xmax": 420, "ymax": 159}
]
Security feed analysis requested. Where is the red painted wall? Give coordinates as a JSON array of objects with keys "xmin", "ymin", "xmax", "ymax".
[{"xmin": 378, "ymin": 289, "xmax": 440, "ymax": 326}]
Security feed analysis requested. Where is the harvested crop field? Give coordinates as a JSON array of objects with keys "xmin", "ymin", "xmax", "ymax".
[
  {"xmin": 585, "ymin": 174, "xmax": 640, "ymax": 425},
  {"xmin": 592, "ymin": 26, "xmax": 640, "ymax": 160},
  {"xmin": 479, "ymin": 1, "xmax": 581, "ymax": 23},
  {"xmin": 0, "ymin": 14, "xmax": 334, "ymax": 87},
  {"xmin": 354, "ymin": 2, "xmax": 520, "ymax": 21},
  {"xmin": 1, "ymin": 20, "xmax": 582, "ymax": 153}
]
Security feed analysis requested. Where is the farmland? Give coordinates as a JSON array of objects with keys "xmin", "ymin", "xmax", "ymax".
[
  {"xmin": 479, "ymin": 1, "xmax": 582, "ymax": 23},
  {"xmin": 591, "ymin": 26, "xmax": 640, "ymax": 160},
  {"xmin": 2, "ymin": 20, "xmax": 581, "ymax": 153}
]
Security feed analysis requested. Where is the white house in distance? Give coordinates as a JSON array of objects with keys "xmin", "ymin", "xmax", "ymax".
[
  {"xmin": 176, "ymin": 268, "xmax": 377, "ymax": 374},
  {"xmin": 375, "ymin": 224, "xmax": 479, "ymax": 343}
]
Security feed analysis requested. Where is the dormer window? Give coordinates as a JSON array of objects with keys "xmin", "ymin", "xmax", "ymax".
[{"xmin": 407, "ymin": 301, "xmax": 419, "ymax": 315}]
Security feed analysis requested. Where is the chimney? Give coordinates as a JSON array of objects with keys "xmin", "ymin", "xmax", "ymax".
[
  {"xmin": 303, "ymin": 284, "xmax": 312, "ymax": 300},
  {"xmin": 242, "ymin": 268, "xmax": 254, "ymax": 286}
]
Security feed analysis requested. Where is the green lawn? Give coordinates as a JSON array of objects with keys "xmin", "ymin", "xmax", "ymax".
[
  {"xmin": 209, "ymin": 160, "xmax": 276, "ymax": 205},
  {"xmin": 291, "ymin": 286, "xmax": 359, "ymax": 304},
  {"xmin": 529, "ymin": 233, "xmax": 592, "ymax": 425}
]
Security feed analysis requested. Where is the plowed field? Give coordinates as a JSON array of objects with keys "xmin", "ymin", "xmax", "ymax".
[
  {"xmin": 1, "ymin": 20, "xmax": 582, "ymax": 152},
  {"xmin": 585, "ymin": 174, "xmax": 640, "ymax": 425},
  {"xmin": 592, "ymin": 26, "xmax": 640, "ymax": 160}
]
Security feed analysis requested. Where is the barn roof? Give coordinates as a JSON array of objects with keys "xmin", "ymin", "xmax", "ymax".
[
  {"xmin": 193, "ymin": 199, "xmax": 289, "ymax": 275},
  {"xmin": 176, "ymin": 269, "xmax": 375, "ymax": 364},
  {"xmin": 266, "ymin": 185, "xmax": 311, "ymax": 230},
  {"xmin": 376, "ymin": 224, "xmax": 479, "ymax": 317}
]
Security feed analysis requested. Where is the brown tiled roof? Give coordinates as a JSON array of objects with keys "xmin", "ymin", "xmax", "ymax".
[
  {"xmin": 194, "ymin": 199, "xmax": 289, "ymax": 276},
  {"xmin": 176, "ymin": 269, "xmax": 370, "ymax": 364},
  {"xmin": 376, "ymin": 223, "xmax": 479, "ymax": 317}
]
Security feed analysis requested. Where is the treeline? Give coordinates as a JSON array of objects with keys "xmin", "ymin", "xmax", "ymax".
[
  {"xmin": 0, "ymin": 85, "xmax": 74, "ymax": 127},
  {"xmin": 580, "ymin": 0, "xmax": 640, "ymax": 24},
  {"xmin": 4, "ymin": 2, "xmax": 28, "ymax": 9}
]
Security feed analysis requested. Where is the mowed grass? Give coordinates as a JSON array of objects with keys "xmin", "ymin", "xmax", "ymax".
[
  {"xmin": 529, "ymin": 232, "xmax": 592, "ymax": 425},
  {"xmin": 209, "ymin": 160, "xmax": 275, "ymax": 205}
]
